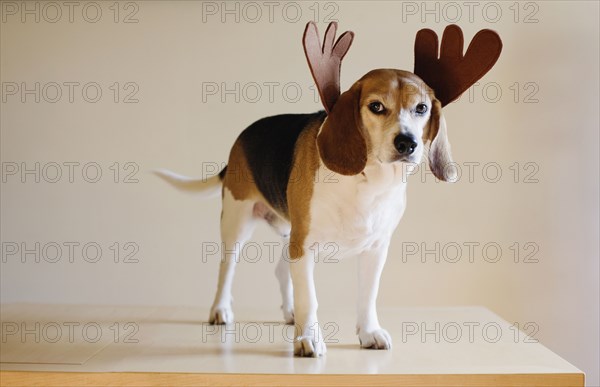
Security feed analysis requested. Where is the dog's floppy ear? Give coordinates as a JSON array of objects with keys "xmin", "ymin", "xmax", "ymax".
[
  {"xmin": 428, "ymin": 99, "xmax": 456, "ymax": 182},
  {"xmin": 317, "ymin": 83, "xmax": 367, "ymax": 176}
]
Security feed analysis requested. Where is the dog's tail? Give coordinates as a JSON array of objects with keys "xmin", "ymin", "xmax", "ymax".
[{"xmin": 153, "ymin": 167, "xmax": 226, "ymax": 199}]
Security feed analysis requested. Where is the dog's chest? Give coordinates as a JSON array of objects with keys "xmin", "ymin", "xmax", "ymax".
[{"xmin": 308, "ymin": 163, "xmax": 407, "ymax": 254}]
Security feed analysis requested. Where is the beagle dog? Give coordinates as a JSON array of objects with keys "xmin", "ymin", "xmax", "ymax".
[{"xmin": 156, "ymin": 23, "xmax": 501, "ymax": 357}]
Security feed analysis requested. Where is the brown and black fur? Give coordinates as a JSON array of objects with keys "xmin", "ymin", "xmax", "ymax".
[{"xmin": 221, "ymin": 111, "xmax": 326, "ymax": 220}]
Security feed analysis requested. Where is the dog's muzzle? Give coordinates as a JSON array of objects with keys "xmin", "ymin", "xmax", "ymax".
[{"xmin": 394, "ymin": 133, "xmax": 418, "ymax": 156}]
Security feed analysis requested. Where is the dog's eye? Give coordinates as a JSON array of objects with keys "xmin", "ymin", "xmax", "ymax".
[
  {"xmin": 415, "ymin": 103, "xmax": 428, "ymax": 115},
  {"xmin": 368, "ymin": 102, "xmax": 386, "ymax": 114}
]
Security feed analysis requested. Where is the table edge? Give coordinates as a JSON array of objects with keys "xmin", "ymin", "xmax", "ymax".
[{"xmin": 0, "ymin": 370, "xmax": 585, "ymax": 387}]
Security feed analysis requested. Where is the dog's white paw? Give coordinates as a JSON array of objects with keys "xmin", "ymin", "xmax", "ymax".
[
  {"xmin": 358, "ymin": 327, "xmax": 392, "ymax": 350},
  {"xmin": 282, "ymin": 306, "xmax": 295, "ymax": 325},
  {"xmin": 209, "ymin": 306, "xmax": 234, "ymax": 325},
  {"xmin": 294, "ymin": 325, "xmax": 327, "ymax": 357}
]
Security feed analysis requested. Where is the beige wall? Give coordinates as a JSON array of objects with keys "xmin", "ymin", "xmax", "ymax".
[{"xmin": 1, "ymin": 1, "xmax": 598, "ymax": 384}]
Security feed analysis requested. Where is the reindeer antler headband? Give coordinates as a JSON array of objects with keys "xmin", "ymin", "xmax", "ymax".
[
  {"xmin": 302, "ymin": 22, "xmax": 354, "ymax": 114},
  {"xmin": 303, "ymin": 22, "xmax": 503, "ymax": 110}
]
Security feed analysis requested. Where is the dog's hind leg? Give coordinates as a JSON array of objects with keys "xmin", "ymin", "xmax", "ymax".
[
  {"xmin": 275, "ymin": 244, "xmax": 294, "ymax": 324},
  {"xmin": 208, "ymin": 188, "xmax": 257, "ymax": 325},
  {"xmin": 255, "ymin": 206, "xmax": 295, "ymax": 325}
]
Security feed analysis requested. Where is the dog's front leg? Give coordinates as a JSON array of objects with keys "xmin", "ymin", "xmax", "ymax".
[
  {"xmin": 356, "ymin": 242, "xmax": 392, "ymax": 349},
  {"xmin": 289, "ymin": 249, "xmax": 326, "ymax": 357}
]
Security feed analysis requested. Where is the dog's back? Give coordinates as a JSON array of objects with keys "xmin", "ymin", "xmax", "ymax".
[{"xmin": 223, "ymin": 111, "xmax": 326, "ymax": 218}]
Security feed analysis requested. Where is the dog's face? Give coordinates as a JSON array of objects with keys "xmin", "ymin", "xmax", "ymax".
[
  {"xmin": 317, "ymin": 69, "xmax": 454, "ymax": 181},
  {"xmin": 358, "ymin": 69, "xmax": 433, "ymax": 165}
]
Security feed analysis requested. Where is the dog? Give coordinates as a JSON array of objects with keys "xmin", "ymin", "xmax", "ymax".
[{"xmin": 156, "ymin": 23, "xmax": 502, "ymax": 357}]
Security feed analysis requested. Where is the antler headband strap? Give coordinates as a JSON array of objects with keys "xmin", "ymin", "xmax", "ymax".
[
  {"xmin": 302, "ymin": 23, "xmax": 501, "ymax": 110},
  {"xmin": 303, "ymin": 21, "xmax": 354, "ymax": 113},
  {"xmin": 414, "ymin": 25, "xmax": 503, "ymax": 106}
]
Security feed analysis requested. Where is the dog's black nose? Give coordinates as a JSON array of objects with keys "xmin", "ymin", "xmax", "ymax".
[{"xmin": 394, "ymin": 133, "xmax": 418, "ymax": 156}]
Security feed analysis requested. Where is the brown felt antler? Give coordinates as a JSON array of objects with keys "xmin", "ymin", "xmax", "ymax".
[
  {"xmin": 414, "ymin": 25, "xmax": 502, "ymax": 106},
  {"xmin": 303, "ymin": 21, "xmax": 354, "ymax": 113}
]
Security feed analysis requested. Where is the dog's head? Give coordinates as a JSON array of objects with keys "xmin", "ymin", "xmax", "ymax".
[
  {"xmin": 317, "ymin": 69, "xmax": 453, "ymax": 181},
  {"xmin": 303, "ymin": 23, "xmax": 502, "ymax": 182}
]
